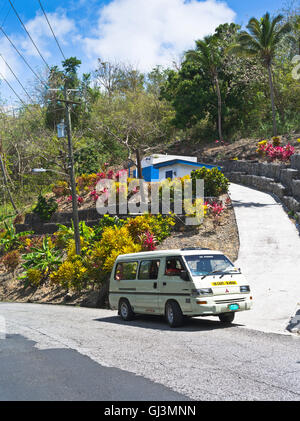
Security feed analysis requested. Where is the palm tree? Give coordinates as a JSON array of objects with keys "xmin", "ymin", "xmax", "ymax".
[
  {"xmin": 228, "ymin": 13, "xmax": 291, "ymax": 136},
  {"xmin": 186, "ymin": 36, "xmax": 224, "ymax": 142}
]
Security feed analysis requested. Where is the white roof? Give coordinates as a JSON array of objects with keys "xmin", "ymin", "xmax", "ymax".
[
  {"xmin": 141, "ymin": 154, "xmax": 197, "ymax": 168},
  {"xmin": 116, "ymin": 249, "xmax": 223, "ymax": 261}
]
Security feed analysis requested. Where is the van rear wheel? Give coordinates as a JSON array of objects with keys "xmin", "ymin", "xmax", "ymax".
[
  {"xmin": 119, "ymin": 299, "xmax": 135, "ymax": 321},
  {"xmin": 165, "ymin": 301, "xmax": 184, "ymax": 328},
  {"xmin": 218, "ymin": 312, "xmax": 235, "ymax": 323}
]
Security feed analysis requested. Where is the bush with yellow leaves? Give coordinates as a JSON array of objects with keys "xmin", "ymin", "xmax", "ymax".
[
  {"xmin": 50, "ymin": 257, "xmax": 88, "ymax": 291},
  {"xmin": 26, "ymin": 268, "xmax": 43, "ymax": 287},
  {"xmin": 90, "ymin": 225, "xmax": 142, "ymax": 274}
]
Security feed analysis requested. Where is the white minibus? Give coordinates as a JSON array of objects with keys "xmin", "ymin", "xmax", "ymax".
[{"xmin": 109, "ymin": 248, "xmax": 252, "ymax": 327}]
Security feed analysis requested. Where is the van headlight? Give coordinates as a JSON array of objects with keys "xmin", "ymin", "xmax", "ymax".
[
  {"xmin": 240, "ymin": 285, "xmax": 250, "ymax": 293},
  {"xmin": 194, "ymin": 288, "xmax": 213, "ymax": 296}
]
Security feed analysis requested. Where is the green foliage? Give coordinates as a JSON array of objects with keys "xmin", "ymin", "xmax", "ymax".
[
  {"xmin": 94, "ymin": 215, "xmax": 126, "ymax": 241},
  {"xmin": 54, "ymin": 221, "xmax": 95, "ymax": 248},
  {"xmin": 191, "ymin": 167, "xmax": 229, "ymax": 197},
  {"xmin": 32, "ymin": 194, "xmax": 58, "ymax": 222},
  {"xmin": 0, "ymin": 221, "xmax": 33, "ymax": 253},
  {"xmin": 21, "ymin": 237, "xmax": 63, "ymax": 274}
]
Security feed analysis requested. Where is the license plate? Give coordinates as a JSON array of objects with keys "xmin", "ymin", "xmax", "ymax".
[{"xmin": 228, "ymin": 304, "xmax": 239, "ymax": 311}]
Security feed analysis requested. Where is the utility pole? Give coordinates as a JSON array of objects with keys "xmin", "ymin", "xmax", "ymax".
[
  {"xmin": 49, "ymin": 86, "xmax": 81, "ymax": 255},
  {"xmin": 64, "ymin": 87, "xmax": 81, "ymax": 255}
]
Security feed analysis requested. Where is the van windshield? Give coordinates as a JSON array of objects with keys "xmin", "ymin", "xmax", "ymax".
[{"xmin": 184, "ymin": 255, "xmax": 235, "ymax": 276}]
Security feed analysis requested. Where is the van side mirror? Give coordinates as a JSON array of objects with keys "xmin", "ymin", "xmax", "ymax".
[{"xmin": 180, "ymin": 270, "xmax": 189, "ymax": 281}]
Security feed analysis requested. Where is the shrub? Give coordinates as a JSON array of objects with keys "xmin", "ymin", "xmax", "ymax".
[
  {"xmin": 0, "ymin": 222, "xmax": 33, "ymax": 253},
  {"xmin": 26, "ymin": 268, "xmax": 43, "ymax": 287},
  {"xmin": 32, "ymin": 194, "xmax": 58, "ymax": 221},
  {"xmin": 140, "ymin": 231, "xmax": 157, "ymax": 251},
  {"xmin": 191, "ymin": 167, "xmax": 229, "ymax": 197},
  {"xmin": 51, "ymin": 181, "xmax": 70, "ymax": 198},
  {"xmin": 1, "ymin": 250, "xmax": 21, "ymax": 272},
  {"xmin": 183, "ymin": 198, "xmax": 207, "ymax": 225},
  {"xmin": 50, "ymin": 258, "xmax": 88, "ymax": 291},
  {"xmin": 144, "ymin": 214, "xmax": 175, "ymax": 243},
  {"xmin": 93, "ymin": 215, "xmax": 125, "ymax": 241},
  {"xmin": 125, "ymin": 214, "xmax": 175, "ymax": 244},
  {"xmin": 21, "ymin": 237, "xmax": 63, "ymax": 274},
  {"xmin": 90, "ymin": 226, "xmax": 142, "ymax": 274},
  {"xmin": 256, "ymin": 142, "xmax": 295, "ymax": 162},
  {"xmin": 126, "ymin": 215, "xmax": 152, "ymax": 240},
  {"xmin": 53, "ymin": 222, "xmax": 95, "ymax": 249},
  {"xmin": 272, "ymin": 136, "xmax": 281, "ymax": 147}
]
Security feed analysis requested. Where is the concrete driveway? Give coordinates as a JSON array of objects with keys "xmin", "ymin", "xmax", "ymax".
[{"xmin": 229, "ymin": 183, "xmax": 300, "ymax": 335}]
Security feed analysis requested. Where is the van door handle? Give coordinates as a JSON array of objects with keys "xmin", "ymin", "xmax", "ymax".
[
  {"xmin": 163, "ymin": 282, "xmax": 167, "ymax": 286},
  {"xmin": 153, "ymin": 282, "xmax": 157, "ymax": 289}
]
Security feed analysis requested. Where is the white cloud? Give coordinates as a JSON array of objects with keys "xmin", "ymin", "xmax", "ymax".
[
  {"xmin": 83, "ymin": 0, "xmax": 236, "ymax": 71},
  {"xmin": 0, "ymin": 37, "xmax": 23, "ymax": 82},
  {"xmin": 19, "ymin": 11, "xmax": 76, "ymax": 59}
]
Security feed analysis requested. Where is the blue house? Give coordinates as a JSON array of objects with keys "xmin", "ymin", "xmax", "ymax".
[{"xmin": 130, "ymin": 154, "xmax": 221, "ymax": 182}]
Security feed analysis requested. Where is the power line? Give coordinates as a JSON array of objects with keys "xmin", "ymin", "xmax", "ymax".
[
  {"xmin": 8, "ymin": 0, "xmax": 50, "ymax": 71},
  {"xmin": 38, "ymin": 0, "xmax": 66, "ymax": 61},
  {"xmin": 0, "ymin": 24, "xmax": 48, "ymax": 88},
  {"xmin": 0, "ymin": 70, "xmax": 27, "ymax": 107},
  {"xmin": 0, "ymin": 53, "xmax": 34, "ymax": 102},
  {"xmin": 1, "ymin": 5, "xmax": 11, "ymax": 27}
]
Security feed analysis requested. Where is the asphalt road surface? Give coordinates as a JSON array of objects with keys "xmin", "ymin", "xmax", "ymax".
[{"xmin": 0, "ymin": 303, "xmax": 299, "ymax": 401}]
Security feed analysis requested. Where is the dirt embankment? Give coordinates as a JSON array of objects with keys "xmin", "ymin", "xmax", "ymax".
[{"xmin": 166, "ymin": 134, "xmax": 300, "ymax": 163}]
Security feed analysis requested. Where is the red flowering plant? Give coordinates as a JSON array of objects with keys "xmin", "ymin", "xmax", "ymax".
[
  {"xmin": 67, "ymin": 195, "xmax": 84, "ymax": 205},
  {"xmin": 140, "ymin": 231, "xmax": 157, "ymax": 251},
  {"xmin": 256, "ymin": 141, "xmax": 295, "ymax": 162},
  {"xmin": 205, "ymin": 200, "xmax": 226, "ymax": 225}
]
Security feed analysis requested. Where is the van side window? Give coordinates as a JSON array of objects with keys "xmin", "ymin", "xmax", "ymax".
[
  {"xmin": 138, "ymin": 260, "xmax": 160, "ymax": 280},
  {"xmin": 165, "ymin": 258, "xmax": 184, "ymax": 276},
  {"xmin": 114, "ymin": 262, "xmax": 138, "ymax": 281}
]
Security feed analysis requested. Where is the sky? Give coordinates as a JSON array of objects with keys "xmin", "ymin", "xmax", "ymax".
[{"xmin": 0, "ymin": 0, "xmax": 293, "ymax": 106}]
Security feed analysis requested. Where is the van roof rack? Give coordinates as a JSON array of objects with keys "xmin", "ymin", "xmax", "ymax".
[{"xmin": 181, "ymin": 247, "xmax": 211, "ymax": 251}]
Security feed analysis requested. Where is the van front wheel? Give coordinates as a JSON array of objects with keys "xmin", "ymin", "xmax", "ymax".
[
  {"xmin": 119, "ymin": 299, "xmax": 135, "ymax": 321},
  {"xmin": 218, "ymin": 312, "xmax": 235, "ymax": 323},
  {"xmin": 165, "ymin": 301, "xmax": 184, "ymax": 328}
]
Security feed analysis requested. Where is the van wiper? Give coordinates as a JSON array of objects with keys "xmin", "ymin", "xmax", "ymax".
[
  {"xmin": 201, "ymin": 270, "xmax": 222, "ymax": 279},
  {"xmin": 219, "ymin": 268, "xmax": 241, "ymax": 278},
  {"xmin": 201, "ymin": 267, "xmax": 241, "ymax": 280}
]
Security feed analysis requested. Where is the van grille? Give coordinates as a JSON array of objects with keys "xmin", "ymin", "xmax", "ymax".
[{"xmin": 215, "ymin": 298, "xmax": 246, "ymax": 304}]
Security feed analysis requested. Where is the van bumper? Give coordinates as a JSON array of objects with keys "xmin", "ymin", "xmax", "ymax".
[{"xmin": 191, "ymin": 295, "xmax": 253, "ymax": 316}]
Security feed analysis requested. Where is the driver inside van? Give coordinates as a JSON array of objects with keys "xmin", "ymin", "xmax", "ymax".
[{"xmin": 165, "ymin": 259, "xmax": 182, "ymax": 276}]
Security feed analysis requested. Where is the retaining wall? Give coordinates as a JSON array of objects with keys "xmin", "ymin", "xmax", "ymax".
[{"xmin": 220, "ymin": 154, "xmax": 300, "ymax": 222}]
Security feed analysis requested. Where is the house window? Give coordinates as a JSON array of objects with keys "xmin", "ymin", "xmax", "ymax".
[{"xmin": 165, "ymin": 170, "xmax": 173, "ymax": 179}]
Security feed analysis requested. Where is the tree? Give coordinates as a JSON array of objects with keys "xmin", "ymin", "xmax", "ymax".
[
  {"xmin": 228, "ymin": 13, "xmax": 292, "ymax": 136},
  {"xmin": 186, "ymin": 36, "xmax": 224, "ymax": 141}
]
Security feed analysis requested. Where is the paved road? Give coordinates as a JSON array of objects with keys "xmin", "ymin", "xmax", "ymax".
[
  {"xmin": 0, "ymin": 303, "xmax": 299, "ymax": 401},
  {"xmin": 229, "ymin": 183, "xmax": 300, "ymax": 335}
]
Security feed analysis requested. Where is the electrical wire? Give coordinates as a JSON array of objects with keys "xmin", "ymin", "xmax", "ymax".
[
  {"xmin": 0, "ymin": 70, "xmax": 27, "ymax": 106},
  {"xmin": 8, "ymin": 0, "xmax": 50, "ymax": 71},
  {"xmin": 0, "ymin": 24, "xmax": 48, "ymax": 88},
  {"xmin": 0, "ymin": 53, "xmax": 34, "ymax": 102},
  {"xmin": 1, "ymin": 5, "xmax": 11, "ymax": 26},
  {"xmin": 38, "ymin": 0, "xmax": 66, "ymax": 61}
]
